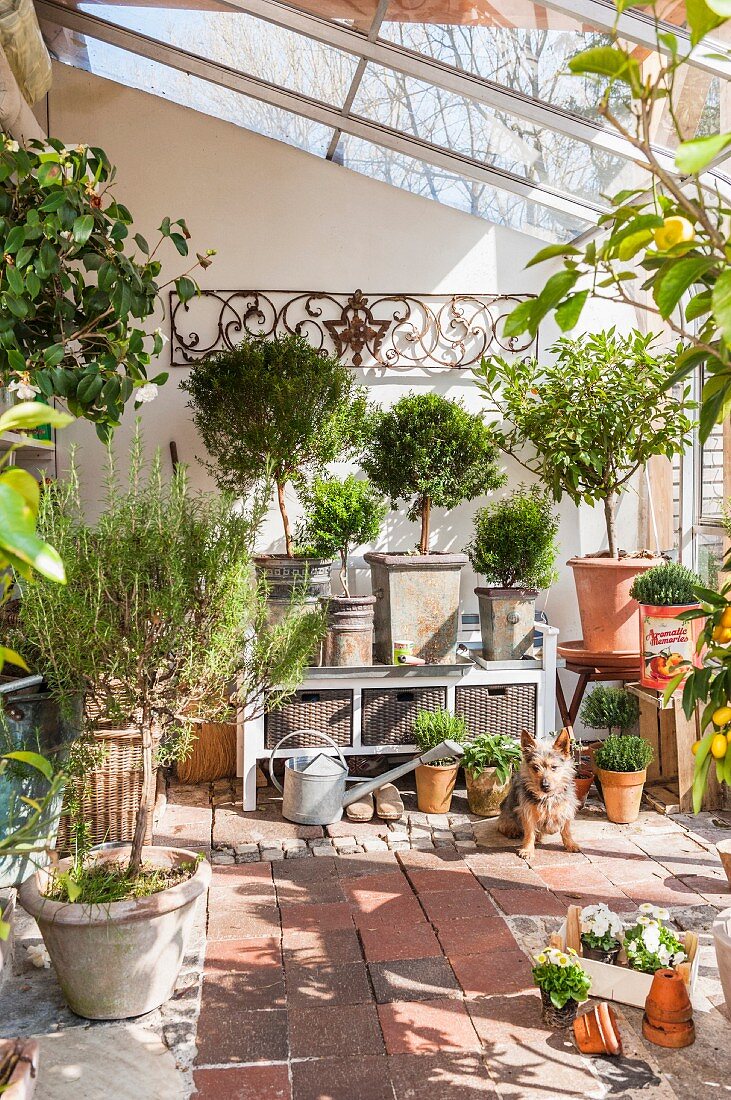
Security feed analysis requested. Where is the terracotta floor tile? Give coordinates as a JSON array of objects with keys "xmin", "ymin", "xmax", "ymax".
[
  {"xmin": 449, "ymin": 948, "xmax": 532, "ymax": 998},
  {"xmin": 279, "ymin": 901, "xmax": 355, "ymax": 932},
  {"xmin": 351, "ymin": 894, "xmax": 427, "ymax": 928},
  {"xmin": 377, "ymin": 998, "xmax": 482, "ymax": 1055},
  {"xmin": 282, "ymin": 927, "xmax": 363, "ymax": 965},
  {"xmin": 195, "ymin": 1006, "xmax": 288, "ymax": 1064},
  {"xmin": 207, "ymin": 907, "xmax": 282, "ymax": 942},
  {"xmin": 677, "ymin": 874, "xmax": 730, "ymax": 908},
  {"xmin": 388, "ymin": 1053, "xmax": 498, "ymax": 1098},
  {"xmin": 360, "ymin": 921, "xmax": 442, "ymax": 963},
  {"xmin": 336, "ymin": 853, "xmax": 401, "ymax": 878},
  {"xmin": 273, "ymin": 857, "xmax": 338, "ymax": 883},
  {"xmin": 285, "ymin": 960, "xmax": 373, "ymax": 1006},
  {"xmin": 342, "ymin": 872, "xmax": 413, "ymax": 901},
  {"xmin": 619, "ymin": 875, "xmax": 704, "ymax": 907},
  {"xmin": 552, "ymin": 891, "xmax": 637, "ymax": 914},
  {"xmin": 418, "ymin": 889, "xmax": 496, "ymax": 925},
  {"xmin": 192, "ymin": 1064, "xmax": 290, "ymax": 1100},
  {"xmin": 397, "ymin": 849, "xmax": 464, "ymax": 869},
  {"xmin": 435, "ymin": 916, "xmax": 516, "ymax": 957},
  {"xmin": 211, "ymin": 862, "xmax": 274, "ymax": 886},
  {"xmin": 464, "ymin": 853, "xmax": 546, "ymax": 890},
  {"xmin": 368, "ymin": 956, "xmax": 461, "ymax": 1003},
  {"xmin": 275, "ymin": 879, "xmax": 347, "ymax": 906},
  {"xmin": 288, "ymin": 1003, "xmax": 385, "ymax": 1058},
  {"xmin": 204, "ymin": 937, "xmax": 282, "ymax": 974},
  {"xmin": 488, "ymin": 887, "xmax": 565, "ymax": 917},
  {"xmin": 404, "ymin": 867, "xmax": 482, "ymax": 894},
  {"xmin": 290, "ymin": 1056, "xmax": 393, "ymax": 1100}
]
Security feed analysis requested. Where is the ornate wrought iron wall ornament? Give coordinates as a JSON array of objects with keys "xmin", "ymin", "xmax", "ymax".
[{"xmin": 169, "ymin": 289, "xmax": 537, "ymax": 369}]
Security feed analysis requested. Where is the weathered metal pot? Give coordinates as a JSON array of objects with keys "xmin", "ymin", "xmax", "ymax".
[
  {"xmin": 322, "ymin": 595, "xmax": 376, "ymax": 667},
  {"xmin": 19, "ymin": 845, "xmax": 210, "ymax": 1020},
  {"xmin": 254, "ymin": 555, "xmax": 333, "ymax": 625},
  {"xmin": 475, "ymin": 586, "xmax": 537, "ymax": 660},
  {"xmin": 465, "ymin": 767, "xmax": 510, "ymax": 817},
  {"xmin": 364, "ymin": 552, "xmax": 467, "ymax": 664}
]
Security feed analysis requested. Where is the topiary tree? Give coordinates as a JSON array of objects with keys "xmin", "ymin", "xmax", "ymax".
[
  {"xmin": 362, "ymin": 392, "xmax": 504, "ymax": 554},
  {"xmin": 0, "ymin": 134, "xmax": 212, "ymax": 439},
  {"xmin": 295, "ymin": 475, "xmax": 387, "ymax": 596},
  {"xmin": 475, "ymin": 330, "xmax": 695, "ymax": 559},
  {"xmin": 182, "ymin": 334, "xmax": 368, "ymax": 558},
  {"xmin": 466, "ymin": 484, "xmax": 559, "ymax": 589},
  {"xmin": 580, "ymin": 686, "xmax": 639, "ymax": 738}
]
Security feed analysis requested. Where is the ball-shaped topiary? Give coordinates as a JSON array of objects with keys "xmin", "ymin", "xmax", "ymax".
[
  {"xmin": 466, "ymin": 484, "xmax": 559, "ymax": 589},
  {"xmin": 629, "ymin": 562, "xmax": 701, "ymax": 606},
  {"xmin": 580, "ymin": 686, "xmax": 639, "ymax": 736},
  {"xmin": 295, "ymin": 475, "xmax": 387, "ymax": 596},
  {"xmin": 362, "ymin": 392, "xmax": 504, "ymax": 554}
]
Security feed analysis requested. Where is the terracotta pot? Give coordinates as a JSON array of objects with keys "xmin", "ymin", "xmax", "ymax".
[
  {"xmin": 574, "ymin": 770, "xmax": 595, "ymax": 809},
  {"xmin": 718, "ymin": 839, "xmax": 731, "ymax": 886},
  {"xmin": 539, "ymin": 989, "xmax": 579, "ymax": 1029},
  {"xmin": 642, "ymin": 968, "xmax": 695, "ymax": 1048},
  {"xmin": 19, "ymin": 845, "xmax": 210, "ymax": 1020},
  {"xmin": 581, "ymin": 938, "xmax": 620, "ymax": 965},
  {"xmin": 465, "ymin": 767, "xmax": 511, "ymax": 817},
  {"xmin": 0, "ymin": 1038, "xmax": 39, "ymax": 1100},
  {"xmin": 475, "ymin": 586, "xmax": 537, "ymax": 660},
  {"xmin": 415, "ymin": 762, "xmax": 458, "ymax": 814},
  {"xmin": 573, "ymin": 1003, "xmax": 622, "ymax": 1056},
  {"xmin": 712, "ymin": 907, "xmax": 731, "ymax": 1015},
  {"xmin": 322, "ymin": 595, "xmax": 376, "ymax": 667},
  {"xmin": 568, "ymin": 555, "xmax": 661, "ymax": 654},
  {"xmin": 596, "ymin": 767, "xmax": 647, "ymax": 824}
]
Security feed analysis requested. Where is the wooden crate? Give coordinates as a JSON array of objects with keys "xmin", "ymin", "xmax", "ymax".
[{"xmin": 628, "ymin": 683, "xmax": 724, "ymax": 814}]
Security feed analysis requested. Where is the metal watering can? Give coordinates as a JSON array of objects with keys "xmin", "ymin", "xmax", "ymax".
[{"xmin": 268, "ymin": 729, "xmax": 465, "ymax": 826}]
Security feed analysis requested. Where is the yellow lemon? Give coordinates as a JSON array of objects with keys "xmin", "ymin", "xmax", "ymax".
[
  {"xmin": 720, "ymin": 606, "xmax": 731, "ymax": 629},
  {"xmin": 711, "ymin": 733, "xmax": 728, "ymax": 759},
  {"xmin": 692, "ymin": 740, "xmax": 701, "ymax": 755},
  {"xmin": 712, "ymin": 626, "xmax": 731, "ymax": 644},
  {"xmin": 653, "ymin": 216, "xmax": 695, "ymax": 250},
  {"xmin": 713, "ymin": 705, "xmax": 731, "ymax": 726},
  {"xmin": 727, "ymin": 730, "xmax": 731, "ymax": 743}
]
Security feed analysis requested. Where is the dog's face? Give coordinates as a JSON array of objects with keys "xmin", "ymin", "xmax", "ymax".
[{"xmin": 520, "ymin": 729, "xmax": 574, "ymax": 798}]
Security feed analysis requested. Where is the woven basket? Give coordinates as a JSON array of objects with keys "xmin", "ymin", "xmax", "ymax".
[
  {"xmin": 455, "ymin": 683, "xmax": 537, "ymax": 739},
  {"xmin": 361, "ymin": 686, "xmax": 447, "ymax": 746},
  {"xmin": 55, "ymin": 727, "xmax": 156, "ymax": 854},
  {"xmin": 177, "ymin": 720, "xmax": 237, "ymax": 783},
  {"xmin": 264, "ymin": 689, "xmax": 353, "ymax": 749}
]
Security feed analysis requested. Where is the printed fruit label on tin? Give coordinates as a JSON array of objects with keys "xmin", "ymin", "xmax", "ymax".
[{"xmin": 641, "ymin": 614, "xmax": 693, "ymax": 691}]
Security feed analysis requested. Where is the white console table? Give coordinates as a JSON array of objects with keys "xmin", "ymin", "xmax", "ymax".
[{"xmin": 238, "ymin": 623, "xmax": 560, "ymax": 811}]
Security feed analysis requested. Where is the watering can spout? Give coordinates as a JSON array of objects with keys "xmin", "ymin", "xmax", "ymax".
[{"xmin": 341, "ymin": 738, "xmax": 464, "ymax": 808}]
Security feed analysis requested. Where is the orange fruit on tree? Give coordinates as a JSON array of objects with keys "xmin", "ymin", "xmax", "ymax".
[
  {"xmin": 712, "ymin": 705, "xmax": 731, "ymax": 726},
  {"xmin": 692, "ymin": 741, "xmax": 701, "ymax": 755},
  {"xmin": 710, "ymin": 733, "xmax": 728, "ymax": 759},
  {"xmin": 720, "ymin": 606, "xmax": 731, "ymax": 629},
  {"xmin": 712, "ymin": 626, "xmax": 731, "ymax": 643}
]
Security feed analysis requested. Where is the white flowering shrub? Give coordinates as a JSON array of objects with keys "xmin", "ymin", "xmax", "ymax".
[{"xmin": 624, "ymin": 904, "xmax": 687, "ymax": 974}]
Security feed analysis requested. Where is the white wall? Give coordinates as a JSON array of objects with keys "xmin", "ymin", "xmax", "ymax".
[{"xmin": 43, "ymin": 62, "xmax": 641, "ymax": 653}]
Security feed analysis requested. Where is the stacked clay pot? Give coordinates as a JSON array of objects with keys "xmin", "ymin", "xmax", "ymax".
[
  {"xmin": 642, "ymin": 968, "xmax": 695, "ymax": 1048},
  {"xmin": 573, "ymin": 1003, "xmax": 622, "ymax": 1056}
]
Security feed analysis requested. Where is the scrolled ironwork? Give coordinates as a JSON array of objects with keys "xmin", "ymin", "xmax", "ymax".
[{"xmin": 169, "ymin": 288, "xmax": 536, "ymax": 368}]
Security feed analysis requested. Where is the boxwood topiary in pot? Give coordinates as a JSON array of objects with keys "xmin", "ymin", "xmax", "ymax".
[
  {"xmin": 461, "ymin": 732, "xmax": 522, "ymax": 817},
  {"xmin": 413, "ymin": 708, "xmax": 468, "ymax": 814},
  {"xmin": 466, "ymin": 484, "xmax": 558, "ymax": 660},
  {"xmin": 629, "ymin": 563, "xmax": 702, "ymax": 692},
  {"xmin": 362, "ymin": 392, "xmax": 504, "ymax": 663},
  {"xmin": 594, "ymin": 734, "xmax": 654, "ymax": 824}
]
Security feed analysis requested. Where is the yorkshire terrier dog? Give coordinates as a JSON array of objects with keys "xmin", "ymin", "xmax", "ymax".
[{"xmin": 498, "ymin": 728, "xmax": 580, "ymax": 861}]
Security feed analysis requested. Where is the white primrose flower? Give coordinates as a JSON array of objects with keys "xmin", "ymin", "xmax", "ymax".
[
  {"xmin": 135, "ymin": 382, "xmax": 159, "ymax": 405},
  {"xmin": 642, "ymin": 923, "xmax": 662, "ymax": 953},
  {"xmin": 636, "ymin": 915, "xmax": 652, "ymax": 926},
  {"xmin": 8, "ymin": 378, "xmax": 41, "ymax": 401}
]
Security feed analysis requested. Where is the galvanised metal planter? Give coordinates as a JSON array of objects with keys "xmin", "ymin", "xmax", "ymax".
[
  {"xmin": 322, "ymin": 595, "xmax": 376, "ymax": 667},
  {"xmin": 254, "ymin": 555, "xmax": 333, "ymax": 625},
  {"xmin": 364, "ymin": 552, "xmax": 467, "ymax": 664},
  {"xmin": 475, "ymin": 586, "xmax": 537, "ymax": 661}
]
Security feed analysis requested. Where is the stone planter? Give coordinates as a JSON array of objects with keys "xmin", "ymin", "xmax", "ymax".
[
  {"xmin": 475, "ymin": 586, "xmax": 537, "ymax": 660},
  {"xmin": 364, "ymin": 552, "xmax": 467, "ymax": 664},
  {"xmin": 465, "ymin": 767, "xmax": 510, "ymax": 817},
  {"xmin": 254, "ymin": 555, "xmax": 333, "ymax": 625},
  {"xmin": 0, "ymin": 1039, "xmax": 39, "ymax": 1100},
  {"xmin": 415, "ymin": 762, "xmax": 458, "ymax": 814},
  {"xmin": 19, "ymin": 845, "xmax": 210, "ymax": 1020},
  {"xmin": 568, "ymin": 555, "xmax": 661, "ymax": 655},
  {"xmin": 596, "ymin": 767, "xmax": 647, "ymax": 824},
  {"xmin": 322, "ymin": 595, "xmax": 376, "ymax": 667},
  {"xmin": 712, "ymin": 907, "xmax": 731, "ymax": 1014}
]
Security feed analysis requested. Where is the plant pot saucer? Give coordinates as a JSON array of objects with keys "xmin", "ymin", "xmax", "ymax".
[{"xmin": 557, "ymin": 639, "xmax": 641, "ymax": 669}]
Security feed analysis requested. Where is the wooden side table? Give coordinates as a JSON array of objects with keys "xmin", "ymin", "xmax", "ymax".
[{"xmin": 556, "ymin": 660, "xmax": 641, "ymax": 728}]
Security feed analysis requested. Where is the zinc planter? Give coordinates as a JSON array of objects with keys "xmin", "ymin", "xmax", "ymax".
[
  {"xmin": 364, "ymin": 552, "xmax": 467, "ymax": 664},
  {"xmin": 712, "ymin": 906, "xmax": 731, "ymax": 1014},
  {"xmin": 322, "ymin": 595, "xmax": 376, "ymax": 667},
  {"xmin": 475, "ymin": 586, "xmax": 537, "ymax": 661},
  {"xmin": 254, "ymin": 555, "xmax": 333, "ymax": 625},
  {"xmin": 596, "ymin": 767, "xmax": 646, "ymax": 824},
  {"xmin": 19, "ymin": 845, "xmax": 210, "ymax": 1020},
  {"xmin": 415, "ymin": 762, "xmax": 458, "ymax": 814},
  {"xmin": 638, "ymin": 602, "xmax": 701, "ymax": 691},
  {"xmin": 568, "ymin": 556, "xmax": 661, "ymax": 655},
  {"xmin": 465, "ymin": 767, "xmax": 510, "ymax": 817}
]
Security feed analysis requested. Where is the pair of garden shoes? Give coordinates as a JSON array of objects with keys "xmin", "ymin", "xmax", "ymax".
[{"xmin": 346, "ymin": 783, "xmax": 404, "ymax": 822}]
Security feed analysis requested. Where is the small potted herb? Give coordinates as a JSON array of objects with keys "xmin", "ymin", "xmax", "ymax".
[
  {"xmin": 624, "ymin": 904, "xmax": 687, "ymax": 974},
  {"xmin": 296, "ymin": 475, "xmax": 387, "ymax": 666},
  {"xmin": 629, "ymin": 563, "xmax": 701, "ymax": 692},
  {"xmin": 466, "ymin": 485, "xmax": 559, "ymax": 660},
  {"xmin": 580, "ymin": 686, "xmax": 639, "ymax": 739},
  {"xmin": 532, "ymin": 945, "xmax": 591, "ymax": 1028},
  {"xmin": 593, "ymin": 734, "xmax": 654, "ymax": 824},
  {"xmin": 580, "ymin": 903, "xmax": 623, "ymax": 964},
  {"xmin": 412, "ymin": 709, "xmax": 468, "ymax": 814},
  {"xmin": 461, "ymin": 732, "xmax": 522, "ymax": 817}
]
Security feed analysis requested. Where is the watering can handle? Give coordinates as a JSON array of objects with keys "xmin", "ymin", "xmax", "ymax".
[{"xmin": 268, "ymin": 729, "xmax": 348, "ymax": 795}]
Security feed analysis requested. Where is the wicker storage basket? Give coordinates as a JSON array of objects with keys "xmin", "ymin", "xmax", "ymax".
[
  {"xmin": 455, "ymin": 683, "xmax": 537, "ymax": 739},
  {"xmin": 361, "ymin": 686, "xmax": 447, "ymax": 746},
  {"xmin": 264, "ymin": 690, "xmax": 353, "ymax": 749},
  {"xmin": 55, "ymin": 727, "xmax": 156, "ymax": 854}
]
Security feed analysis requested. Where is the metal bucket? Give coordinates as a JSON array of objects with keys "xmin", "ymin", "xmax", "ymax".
[{"xmin": 269, "ymin": 730, "xmax": 348, "ymax": 826}]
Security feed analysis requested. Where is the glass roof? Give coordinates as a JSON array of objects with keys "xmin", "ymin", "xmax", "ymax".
[{"xmin": 37, "ymin": 0, "xmax": 731, "ymax": 243}]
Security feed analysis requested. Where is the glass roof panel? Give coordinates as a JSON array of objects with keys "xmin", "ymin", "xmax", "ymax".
[
  {"xmin": 42, "ymin": 25, "xmax": 335, "ymax": 155},
  {"xmin": 335, "ymin": 132, "xmax": 592, "ymax": 241}
]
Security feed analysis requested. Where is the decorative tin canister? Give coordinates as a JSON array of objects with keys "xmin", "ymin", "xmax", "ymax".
[
  {"xmin": 392, "ymin": 640, "xmax": 414, "ymax": 664},
  {"xmin": 638, "ymin": 603, "xmax": 701, "ymax": 692}
]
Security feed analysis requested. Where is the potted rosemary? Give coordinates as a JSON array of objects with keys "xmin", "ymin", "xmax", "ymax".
[
  {"xmin": 412, "ymin": 709, "xmax": 468, "ymax": 814},
  {"xmin": 461, "ymin": 732, "xmax": 521, "ymax": 817}
]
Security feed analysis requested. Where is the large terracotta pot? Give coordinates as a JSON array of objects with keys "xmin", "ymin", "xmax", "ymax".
[
  {"xmin": 712, "ymin": 906, "xmax": 731, "ymax": 1014},
  {"xmin": 19, "ymin": 845, "xmax": 210, "ymax": 1020},
  {"xmin": 568, "ymin": 556, "xmax": 661, "ymax": 654},
  {"xmin": 596, "ymin": 767, "xmax": 646, "ymax": 824},
  {"xmin": 415, "ymin": 762, "xmax": 458, "ymax": 814},
  {"xmin": 465, "ymin": 767, "xmax": 511, "ymax": 817},
  {"xmin": 475, "ymin": 586, "xmax": 537, "ymax": 660}
]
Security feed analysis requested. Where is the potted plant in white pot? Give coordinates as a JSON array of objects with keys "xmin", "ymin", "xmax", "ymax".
[
  {"xmin": 296, "ymin": 475, "xmax": 387, "ymax": 666},
  {"xmin": 362, "ymin": 391, "xmax": 504, "ymax": 663},
  {"xmin": 466, "ymin": 484, "xmax": 558, "ymax": 660},
  {"xmin": 628, "ymin": 562, "xmax": 702, "ymax": 692},
  {"xmin": 412, "ymin": 708, "xmax": 468, "ymax": 814},
  {"xmin": 182, "ymin": 333, "xmax": 368, "ymax": 621},
  {"xmin": 461, "ymin": 732, "xmax": 522, "ymax": 817},
  {"xmin": 475, "ymin": 330, "xmax": 695, "ymax": 656},
  {"xmin": 16, "ymin": 434, "xmax": 324, "ymax": 1020},
  {"xmin": 593, "ymin": 734, "xmax": 654, "ymax": 825}
]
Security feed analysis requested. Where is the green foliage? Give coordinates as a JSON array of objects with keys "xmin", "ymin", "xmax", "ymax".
[
  {"xmin": 629, "ymin": 562, "xmax": 701, "ymax": 606},
  {"xmin": 362, "ymin": 391, "xmax": 504, "ymax": 554},
  {"xmin": 0, "ymin": 134, "xmax": 212, "ymax": 438},
  {"xmin": 296, "ymin": 475, "xmax": 387, "ymax": 596},
  {"xmin": 594, "ymin": 734, "xmax": 654, "ymax": 773},
  {"xmin": 624, "ymin": 913, "xmax": 687, "ymax": 974},
  {"xmin": 475, "ymin": 330, "xmax": 695, "ymax": 558},
  {"xmin": 413, "ymin": 708, "xmax": 468, "ymax": 765},
  {"xmin": 466, "ymin": 484, "xmax": 558, "ymax": 589},
  {"xmin": 46, "ymin": 858, "xmax": 199, "ymax": 905},
  {"xmin": 531, "ymin": 947, "xmax": 592, "ymax": 1009},
  {"xmin": 461, "ymin": 732, "xmax": 522, "ymax": 784},
  {"xmin": 580, "ymin": 686, "xmax": 639, "ymax": 735},
  {"xmin": 182, "ymin": 334, "xmax": 368, "ymax": 556},
  {"xmin": 496, "ymin": 2, "xmax": 731, "ymax": 443}
]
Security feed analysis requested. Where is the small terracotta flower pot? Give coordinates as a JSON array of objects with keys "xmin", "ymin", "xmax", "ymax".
[
  {"xmin": 465, "ymin": 767, "xmax": 510, "ymax": 817},
  {"xmin": 573, "ymin": 1003, "xmax": 622, "ymax": 1056},
  {"xmin": 574, "ymin": 770, "xmax": 595, "ymax": 809},
  {"xmin": 539, "ymin": 989, "xmax": 579, "ymax": 1030},
  {"xmin": 642, "ymin": 968, "xmax": 695, "ymax": 1048},
  {"xmin": 0, "ymin": 1038, "xmax": 39, "ymax": 1099},
  {"xmin": 415, "ymin": 762, "xmax": 458, "ymax": 814},
  {"xmin": 596, "ymin": 767, "xmax": 647, "ymax": 824}
]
